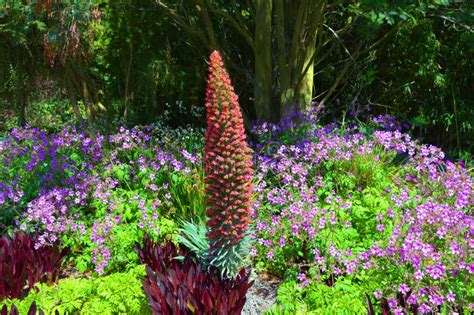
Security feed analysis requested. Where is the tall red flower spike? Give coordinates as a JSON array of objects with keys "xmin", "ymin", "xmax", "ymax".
[{"xmin": 203, "ymin": 51, "xmax": 253, "ymax": 253}]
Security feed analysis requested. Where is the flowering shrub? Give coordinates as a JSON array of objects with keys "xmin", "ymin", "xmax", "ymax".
[
  {"xmin": 0, "ymin": 97, "xmax": 471, "ymax": 312},
  {"xmin": 251, "ymin": 114, "xmax": 473, "ymax": 313},
  {"xmin": 0, "ymin": 125, "xmax": 103, "ymax": 229},
  {"xmin": 0, "ymin": 123, "xmax": 204, "ymax": 275}
]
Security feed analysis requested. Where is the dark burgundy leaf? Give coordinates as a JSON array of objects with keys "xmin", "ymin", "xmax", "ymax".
[
  {"xmin": 365, "ymin": 293, "xmax": 375, "ymax": 315},
  {"xmin": 137, "ymin": 237, "xmax": 252, "ymax": 315},
  {"xmin": 27, "ymin": 301, "xmax": 37, "ymax": 315},
  {"xmin": 0, "ymin": 232, "xmax": 68, "ymax": 300},
  {"xmin": 9, "ymin": 304, "xmax": 18, "ymax": 315}
]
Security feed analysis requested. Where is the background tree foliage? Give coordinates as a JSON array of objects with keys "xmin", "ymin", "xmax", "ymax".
[{"xmin": 0, "ymin": 0, "xmax": 472, "ymax": 157}]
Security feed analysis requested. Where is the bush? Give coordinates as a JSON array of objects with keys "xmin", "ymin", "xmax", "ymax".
[
  {"xmin": 251, "ymin": 114, "xmax": 473, "ymax": 313},
  {"xmin": 1, "ymin": 266, "xmax": 149, "ymax": 315},
  {"xmin": 0, "ymin": 123, "xmax": 203, "ymax": 274}
]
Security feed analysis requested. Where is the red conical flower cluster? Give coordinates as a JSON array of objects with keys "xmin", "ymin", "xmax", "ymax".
[{"xmin": 203, "ymin": 51, "xmax": 253, "ymax": 251}]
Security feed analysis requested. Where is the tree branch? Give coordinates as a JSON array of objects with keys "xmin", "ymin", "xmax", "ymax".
[
  {"xmin": 319, "ymin": 20, "xmax": 405, "ymax": 105},
  {"xmin": 194, "ymin": 0, "xmax": 218, "ymax": 49},
  {"xmin": 207, "ymin": 2, "xmax": 255, "ymax": 51},
  {"xmin": 155, "ymin": 0, "xmax": 210, "ymax": 48},
  {"xmin": 275, "ymin": 0, "xmax": 288, "ymax": 86}
]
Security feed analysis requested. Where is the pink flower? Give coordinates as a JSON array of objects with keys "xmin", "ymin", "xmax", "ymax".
[
  {"xmin": 446, "ymin": 291, "xmax": 455, "ymax": 302},
  {"xmin": 374, "ymin": 290, "xmax": 382, "ymax": 299},
  {"xmin": 398, "ymin": 283, "xmax": 409, "ymax": 294}
]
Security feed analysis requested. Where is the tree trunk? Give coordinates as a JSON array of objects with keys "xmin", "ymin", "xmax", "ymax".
[
  {"xmin": 281, "ymin": 0, "xmax": 326, "ymax": 118},
  {"xmin": 124, "ymin": 40, "xmax": 133, "ymax": 121},
  {"xmin": 68, "ymin": 87, "xmax": 85, "ymax": 126},
  {"xmin": 17, "ymin": 99, "xmax": 26, "ymax": 127},
  {"xmin": 81, "ymin": 79, "xmax": 94, "ymax": 128},
  {"xmin": 254, "ymin": 0, "xmax": 273, "ymax": 122},
  {"xmin": 275, "ymin": 0, "xmax": 293, "ymax": 120},
  {"xmin": 294, "ymin": 49, "xmax": 315, "ymax": 110}
]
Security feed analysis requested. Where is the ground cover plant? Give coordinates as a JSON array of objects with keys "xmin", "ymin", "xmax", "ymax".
[
  {"xmin": 1, "ymin": 266, "xmax": 148, "ymax": 314},
  {"xmin": 0, "ymin": 50, "xmax": 472, "ymax": 314},
  {"xmin": 250, "ymin": 112, "xmax": 473, "ymax": 313}
]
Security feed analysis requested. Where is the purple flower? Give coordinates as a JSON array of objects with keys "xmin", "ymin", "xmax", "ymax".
[
  {"xmin": 374, "ymin": 291, "xmax": 382, "ymax": 299},
  {"xmin": 388, "ymin": 298, "xmax": 397, "ymax": 309},
  {"xmin": 446, "ymin": 291, "xmax": 455, "ymax": 303},
  {"xmin": 398, "ymin": 283, "xmax": 409, "ymax": 294}
]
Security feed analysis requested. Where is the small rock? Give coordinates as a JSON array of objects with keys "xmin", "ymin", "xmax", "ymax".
[{"xmin": 242, "ymin": 272, "xmax": 280, "ymax": 315}]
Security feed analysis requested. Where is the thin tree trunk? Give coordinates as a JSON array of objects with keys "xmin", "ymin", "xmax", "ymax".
[
  {"xmin": 278, "ymin": 0, "xmax": 306, "ymax": 118},
  {"xmin": 254, "ymin": 0, "xmax": 273, "ymax": 122},
  {"xmin": 295, "ymin": 47, "xmax": 315, "ymax": 109},
  {"xmin": 292, "ymin": 1, "xmax": 326, "ymax": 112},
  {"xmin": 17, "ymin": 98, "xmax": 26, "ymax": 127},
  {"xmin": 124, "ymin": 40, "xmax": 133, "ymax": 120},
  {"xmin": 64, "ymin": 65, "xmax": 86, "ymax": 126},
  {"xmin": 275, "ymin": 0, "xmax": 293, "ymax": 120},
  {"xmin": 196, "ymin": 0, "xmax": 218, "ymax": 49},
  {"xmin": 81, "ymin": 79, "xmax": 94, "ymax": 128},
  {"xmin": 69, "ymin": 88, "xmax": 85, "ymax": 126}
]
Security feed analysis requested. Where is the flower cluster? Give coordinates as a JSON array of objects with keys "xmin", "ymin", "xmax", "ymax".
[
  {"xmin": 203, "ymin": 51, "xmax": 253, "ymax": 251},
  {"xmin": 251, "ymin": 113, "xmax": 473, "ymax": 312},
  {"xmin": 371, "ymin": 114, "xmax": 409, "ymax": 132},
  {"xmin": 1, "ymin": 124, "xmax": 203, "ymax": 274}
]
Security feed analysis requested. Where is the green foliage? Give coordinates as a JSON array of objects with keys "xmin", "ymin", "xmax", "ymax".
[
  {"xmin": 309, "ymin": 0, "xmax": 473, "ymax": 158},
  {"xmin": 324, "ymin": 141, "xmax": 396, "ymax": 191},
  {"xmin": 166, "ymin": 168, "xmax": 206, "ymax": 222},
  {"xmin": 266, "ymin": 277, "xmax": 369, "ymax": 314},
  {"xmin": 2, "ymin": 266, "xmax": 150, "ymax": 315},
  {"xmin": 96, "ymin": 0, "xmax": 206, "ymax": 126},
  {"xmin": 0, "ymin": 1, "xmax": 98, "ymax": 129},
  {"xmin": 177, "ymin": 220, "xmax": 209, "ymax": 259},
  {"xmin": 178, "ymin": 220, "xmax": 253, "ymax": 279}
]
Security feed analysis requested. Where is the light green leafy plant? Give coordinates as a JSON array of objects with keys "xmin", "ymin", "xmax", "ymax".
[
  {"xmin": 267, "ymin": 277, "xmax": 369, "ymax": 315},
  {"xmin": 2, "ymin": 266, "xmax": 150, "ymax": 315}
]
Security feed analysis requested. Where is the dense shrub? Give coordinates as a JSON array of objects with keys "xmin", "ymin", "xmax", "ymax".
[
  {"xmin": 251, "ymin": 112, "xmax": 473, "ymax": 313},
  {"xmin": 0, "ymin": 123, "xmax": 204, "ymax": 274}
]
